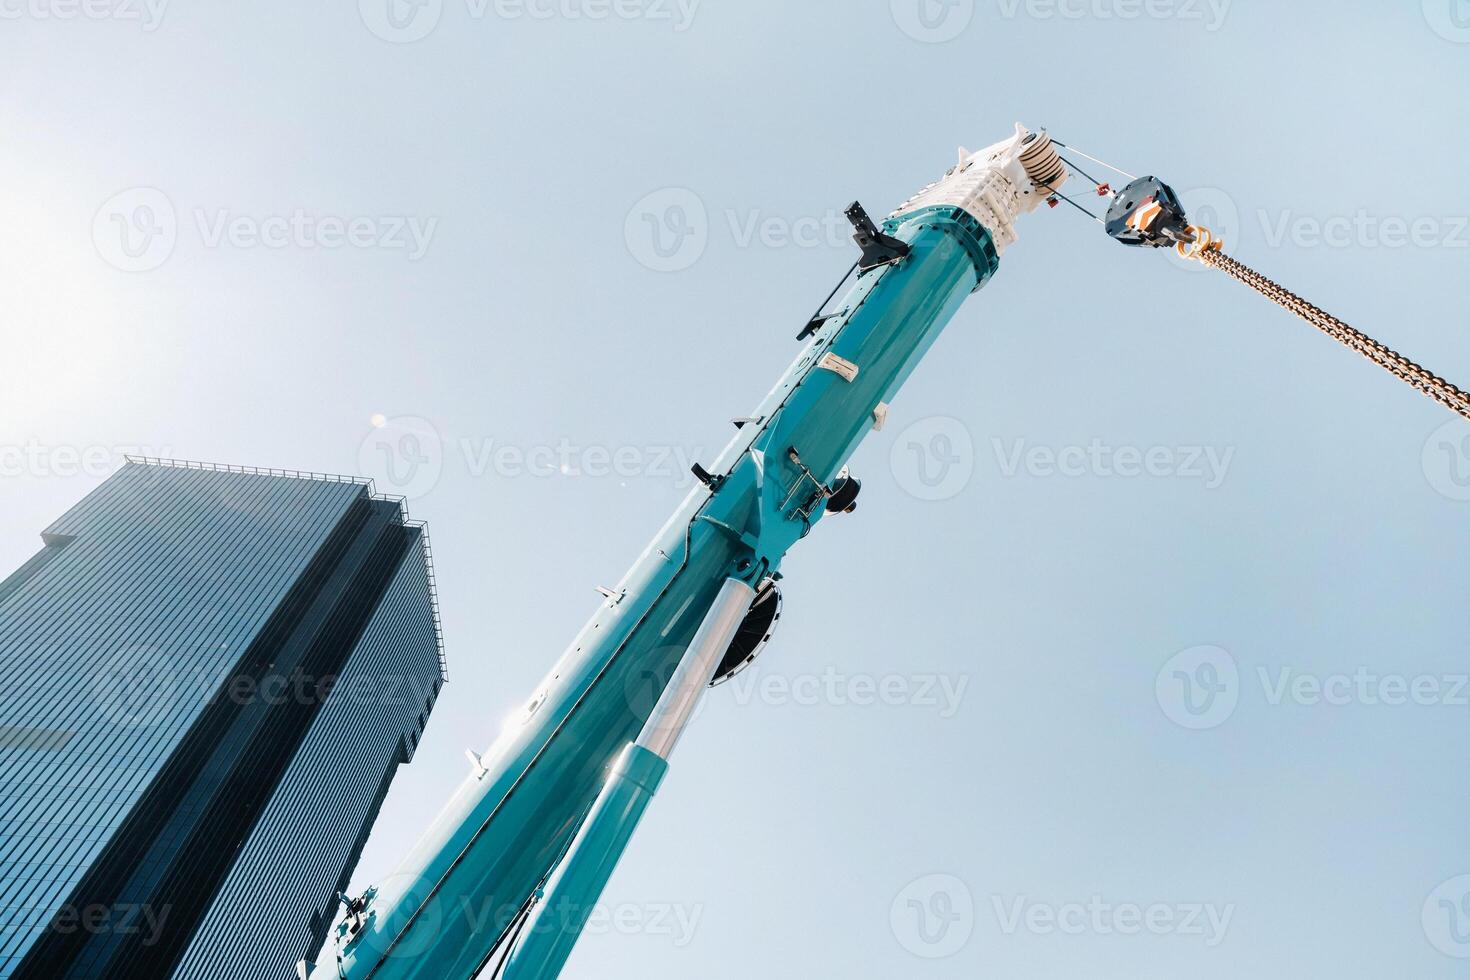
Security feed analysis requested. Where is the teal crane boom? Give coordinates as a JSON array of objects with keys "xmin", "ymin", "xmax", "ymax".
[
  {"xmin": 296, "ymin": 119, "xmax": 1470, "ymax": 980},
  {"xmin": 301, "ymin": 124, "xmax": 1080, "ymax": 979}
]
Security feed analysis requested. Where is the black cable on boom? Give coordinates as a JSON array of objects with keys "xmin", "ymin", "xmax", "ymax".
[
  {"xmin": 796, "ymin": 259, "xmax": 860, "ymax": 340},
  {"xmin": 1056, "ymin": 154, "xmax": 1111, "ymax": 195},
  {"xmin": 1039, "ymin": 182, "xmax": 1103, "ymax": 223},
  {"xmin": 1049, "ymin": 140, "xmax": 1138, "ymax": 181}
]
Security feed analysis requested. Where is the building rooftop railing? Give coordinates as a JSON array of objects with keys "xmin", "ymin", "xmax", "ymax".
[
  {"xmin": 404, "ymin": 520, "xmax": 449, "ymax": 682},
  {"xmin": 124, "ymin": 455, "xmax": 374, "ymax": 487}
]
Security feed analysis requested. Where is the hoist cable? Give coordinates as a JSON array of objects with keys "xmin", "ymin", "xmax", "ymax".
[
  {"xmin": 1056, "ymin": 154, "xmax": 1113, "ymax": 196},
  {"xmin": 1178, "ymin": 227, "xmax": 1470, "ymax": 423},
  {"xmin": 1038, "ymin": 181, "xmax": 1104, "ymax": 223},
  {"xmin": 1048, "ymin": 140, "xmax": 1137, "ymax": 181}
]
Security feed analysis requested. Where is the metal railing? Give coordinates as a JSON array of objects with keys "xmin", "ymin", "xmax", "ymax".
[{"xmin": 404, "ymin": 520, "xmax": 449, "ymax": 681}]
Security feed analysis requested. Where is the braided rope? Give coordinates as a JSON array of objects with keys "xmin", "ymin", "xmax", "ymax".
[{"xmin": 1177, "ymin": 229, "xmax": 1470, "ymax": 423}]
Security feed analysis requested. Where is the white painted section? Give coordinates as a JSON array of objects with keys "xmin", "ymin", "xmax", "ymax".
[{"xmin": 890, "ymin": 123, "xmax": 1069, "ymax": 255}]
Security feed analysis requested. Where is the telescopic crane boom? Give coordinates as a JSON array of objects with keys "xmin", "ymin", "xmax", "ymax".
[
  {"xmin": 304, "ymin": 124, "xmax": 1469, "ymax": 980},
  {"xmin": 304, "ymin": 122, "xmax": 1063, "ymax": 980}
]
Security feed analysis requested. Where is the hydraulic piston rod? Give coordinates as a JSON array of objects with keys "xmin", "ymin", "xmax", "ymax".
[{"xmin": 498, "ymin": 577, "xmax": 754, "ymax": 980}]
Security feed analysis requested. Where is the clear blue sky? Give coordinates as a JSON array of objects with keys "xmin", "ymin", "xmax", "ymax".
[{"xmin": 4, "ymin": 2, "xmax": 1470, "ymax": 976}]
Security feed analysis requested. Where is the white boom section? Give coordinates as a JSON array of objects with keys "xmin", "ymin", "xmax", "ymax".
[{"xmin": 890, "ymin": 123, "xmax": 1069, "ymax": 255}]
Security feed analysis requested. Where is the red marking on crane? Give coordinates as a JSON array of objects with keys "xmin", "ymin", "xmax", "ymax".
[{"xmin": 1097, "ymin": 183, "xmax": 1111, "ymax": 197}]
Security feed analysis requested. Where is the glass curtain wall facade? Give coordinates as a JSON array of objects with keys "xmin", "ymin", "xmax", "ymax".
[{"xmin": 0, "ymin": 459, "xmax": 446, "ymax": 979}]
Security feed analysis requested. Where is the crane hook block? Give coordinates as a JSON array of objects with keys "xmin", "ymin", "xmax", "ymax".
[{"xmin": 1104, "ymin": 177, "xmax": 1193, "ymax": 248}]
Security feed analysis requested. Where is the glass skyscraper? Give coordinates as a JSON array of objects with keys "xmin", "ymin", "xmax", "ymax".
[{"xmin": 0, "ymin": 458, "xmax": 446, "ymax": 979}]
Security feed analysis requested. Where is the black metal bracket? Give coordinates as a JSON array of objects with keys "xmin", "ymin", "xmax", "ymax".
[
  {"xmin": 792, "ymin": 204, "xmax": 908, "ymax": 343},
  {"xmin": 691, "ymin": 463, "xmax": 726, "ymax": 492},
  {"xmin": 846, "ymin": 201, "xmax": 910, "ymax": 271},
  {"xmin": 796, "ymin": 313, "xmax": 836, "ymax": 342}
]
